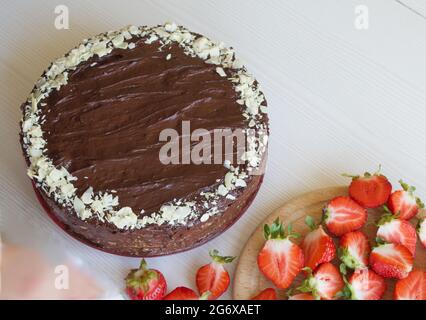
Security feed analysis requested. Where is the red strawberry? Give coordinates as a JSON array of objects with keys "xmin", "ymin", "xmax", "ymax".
[
  {"xmin": 125, "ymin": 259, "xmax": 167, "ymax": 300},
  {"xmin": 163, "ymin": 287, "xmax": 210, "ymax": 300},
  {"xmin": 369, "ymin": 243, "xmax": 413, "ymax": 279},
  {"xmin": 339, "ymin": 231, "xmax": 370, "ymax": 270},
  {"xmin": 344, "ymin": 169, "xmax": 392, "ymax": 208},
  {"xmin": 387, "ymin": 180, "xmax": 424, "ymax": 220},
  {"xmin": 323, "ymin": 196, "xmax": 367, "ymax": 236},
  {"xmin": 250, "ymin": 288, "xmax": 277, "ymax": 300},
  {"xmin": 196, "ymin": 249, "xmax": 235, "ymax": 300},
  {"xmin": 394, "ymin": 269, "xmax": 426, "ymax": 300},
  {"xmin": 377, "ymin": 210, "xmax": 417, "ymax": 255},
  {"xmin": 418, "ymin": 218, "xmax": 426, "ymax": 249},
  {"xmin": 257, "ymin": 218, "xmax": 304, "ymax": 289},
  {"xmin": 342, "ymin": 268, "xmax": 386, "ymax": 300},
  {"xmin": 288, "ymin": 293, "xmax": 315, "ymax": 300},
  {"xmin": 163, "ymin": 287, "xmax": 198, "ymax": 300},
  {"xmin": 298, "ymin": 262, "xmax": 344, "ymax": 300},
  {"xmin": 301, "ymin": 216, "xmax": 335, "ymax": 271}
]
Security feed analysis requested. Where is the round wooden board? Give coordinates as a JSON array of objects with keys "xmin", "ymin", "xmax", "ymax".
[{"xmin": 233, "ymin": 186, "xmax": 426, "ymax": 300}]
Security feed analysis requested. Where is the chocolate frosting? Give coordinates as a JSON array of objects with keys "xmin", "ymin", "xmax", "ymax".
[
  {"xmin": 21, "ymin": 29, "xmax": 269, "ymax": 256},
  {"xmin": 41, "ymin": 38, "xmax": 248, "ymax": 217}
]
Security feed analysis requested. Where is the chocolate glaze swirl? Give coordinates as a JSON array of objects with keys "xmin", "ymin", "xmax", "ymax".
[
  {"xmin": 23, "ymin": 32, "xmax": 268, "ymax": 256},
  {"xmin": 42, "ymin": 38, "xmax": 248, "ymax": 215}
]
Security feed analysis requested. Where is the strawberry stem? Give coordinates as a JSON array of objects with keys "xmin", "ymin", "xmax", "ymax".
[{"xmin": 209, "ymin": 249, "xmax": 236, "ymax": 264}]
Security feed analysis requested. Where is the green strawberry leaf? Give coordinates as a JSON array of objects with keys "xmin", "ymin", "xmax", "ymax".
[{"xmin": 305, "ymin": 216, "xmax": 317, "ymax": 231}]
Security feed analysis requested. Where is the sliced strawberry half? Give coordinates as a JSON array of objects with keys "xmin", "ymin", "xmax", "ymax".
[
  {"xmin": 298, "ymin": 262, "xmax": 344, "ymax": 300},
  {"xmin": 301, "ymin": 216, "xmax": 336, "ymax": 271},
  {"xmin": 344, "ymin": 168, "xmax": 392, "ymax": 208},
  {"xmin": 342, "ymin": 268, "xmax": 386, "ymax": 300},
  {"xmin": 369, "ymin": 243, "xmax": 413, "ymax": 279},
  {"xmin": 163, "ymin": 287, "xmax": 206, "ymax": 300},
  {"xmin": 288, "ymin": 293, "xmax": 315, "ymax": 300},
  {"xmin": 377, "ymin": 210, "xmax": 417, "ymax": 255},
  {"xmin": 125, "ymin": 259, "xmax": 167, "ymax": 300},
  {"xmin": 387, "ymin": 180, "xmax": 424, "ymax": 220},
  {"xmin": 196, "ymin": 249, "xmax": 235, "ymax": 300},
  {"xmin": 418, "ymin": 218, "xmax": 426, "ymax": 249},
  {"xmin": 339, "ymin": 231, "xmax": 370, "ymax": 271},
  {"xmin": 323, "ymin": 196, "xmax": 367, "ymax": 236},
  {"xmin": 250, "ymin": 288, "xmax": 277, "ymax": 300},
  {"xmin": 394, "ymin": 269, "xmax": 426, "ymax": 300},
  {"xmin": 257, "ymin": 218, "xmax": 304, "ymax": 289}
]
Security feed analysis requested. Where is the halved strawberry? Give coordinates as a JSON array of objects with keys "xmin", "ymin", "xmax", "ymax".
[
  {"xmin": 288, "ymin": 293, "xmax": 315, "ymax": 300},
  {"xmin": 394, "ymin": 269, "xmax": 426, "ymax": 300},
  {"xmin": 387, "ymin": 180, "xmax": 424, "ymax": 220},
  {"xmin": 344, "ymin": 169, "xmax": 392, "ymax": 208},
  {"xmin": 341, "ymin": 268, "xmax": 386, "ymax": 300},
  {"xmin": 301, "ymin": 216, "xmax": 336, "ymax": 271},
  {"xmin": 369, "ymin": 243, "xmax": 413, "ymax": 279},
  {"xmin": 339, "ymin": 231, "xmax": 370, "ymax": 271},
  {"xmin": 298, "ymin": 262, "xmax": 344, "ymax": 300},
  {"xmin": 163, "ymin": 287, "xmax": 203, "ymax": 300},
  {"xmin": 250, "ymin": 288, "xmax": 277, "ymax": 300},
  {"xmin": 196, "ymin": 249, "xmax": 235, "ymax": 300},
  {"xmin": 257, "ymin": 218, "xmax": 304, "ymax": 289},
  {"xmin": 323, "ymin": 196, "xmax": 367, "ymax": 236},
  {"xmin": 418, "ymin": 218, "xmax": 426, "ymax": 249},
  {"xmin": 125, "ymin": 259, "xmax": 167, "ymax": 300},
  {"xmin": 377, "ymin": 209, "xmax": 417, "ymax": 255}
]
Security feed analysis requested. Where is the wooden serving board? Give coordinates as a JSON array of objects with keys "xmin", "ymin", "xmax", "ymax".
[{"xmin": 233, "ymin": 186, "xmax": 426, "ymax": 300}]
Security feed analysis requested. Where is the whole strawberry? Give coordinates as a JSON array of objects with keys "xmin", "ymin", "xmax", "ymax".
[
  {"xmin": 387, "ymin": 180, "xmax": 424, "ymax": 220},
  {"xmin": 125, "ymin": 259, "xmax": 167, "ymax": 300},
  {"xmin": 344, "ymin": 168, "xmax": 392, "ymax": 208}
]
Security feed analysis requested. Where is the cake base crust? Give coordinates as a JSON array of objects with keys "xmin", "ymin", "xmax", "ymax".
[{"xmin": 32, "ymin": 175, "xmax": 264, "ymax": 257}]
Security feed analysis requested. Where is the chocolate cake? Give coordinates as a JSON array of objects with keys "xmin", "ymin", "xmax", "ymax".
[{"xmin": 20, "ymin": 23, "xmax": 269, "ymax": 256}]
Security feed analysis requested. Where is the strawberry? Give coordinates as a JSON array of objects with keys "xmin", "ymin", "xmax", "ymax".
[
  {"xmin": 250, "ymin": 288, "xmax": 277, "ymax": 300},
  {"xmin": 257, "ymin": 218, "xmax": 304, "ymax": 289},
  {"xmin": 369, "ymin": 243, "xmax": 413, "ymax": 279},
  {"xmin": 298, "ymin": 262, "xmax": 344, "ymax": 300},
  {"xmin": 163, "ymin": 287, "xmax": 209, "ymax": 300},
  {"xmin": 387, "ymin": 180, "xmax": 424, "ymax": 220},
  {"xmin": 376, "ymin": 209, "xmax": 417, "ymax": 255},
  {"xmin": 339, "ymin": 231, "xmax": 370, "ymax": 271},
  {"xmin": 418, "ymin": 218, "xmax": 426, "ymax": 249},
  {"xmin": 344, "ymin": 168, "xmax": 392, "ymax": 208},
  {"xmin": 288, "ymin": 293, "xmax": 315, "ymax": 300},
  {"xmin": 340, "ymin": 268, "xmax": 386, "ymax": 300},
  {"xmin": 125, "ymin": 259, "xmax": 167, "ymax": 300},
  {"xmin": 301, "ymin": 216, "xmax": 336, "ymax": 271},
  {"xmin": 195, "ymin": 249, "xmax": 235, "ymax": 300},
  {"xmin": 323, "ymin": 196, "xmax": 367, "ymax": 236},
  {"xmin": 394, "ymin": 269, "xmax": 426, "ymax": 300}
]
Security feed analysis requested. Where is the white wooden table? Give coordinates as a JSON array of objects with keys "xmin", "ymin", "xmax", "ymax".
[{"xmin": 1, "ymin": 0, "xmax": 425, "ymax": 299}]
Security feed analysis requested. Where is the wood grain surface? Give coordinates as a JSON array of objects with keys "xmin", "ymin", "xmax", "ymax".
[{"xmin": 233, "ymin": 186, "xmax": 425, "ymax": 300}]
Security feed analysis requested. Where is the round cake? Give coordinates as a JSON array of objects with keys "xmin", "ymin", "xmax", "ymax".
[{"xmin": 20, "ymin": 23, "xmax": 269, "ymax": 257}]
